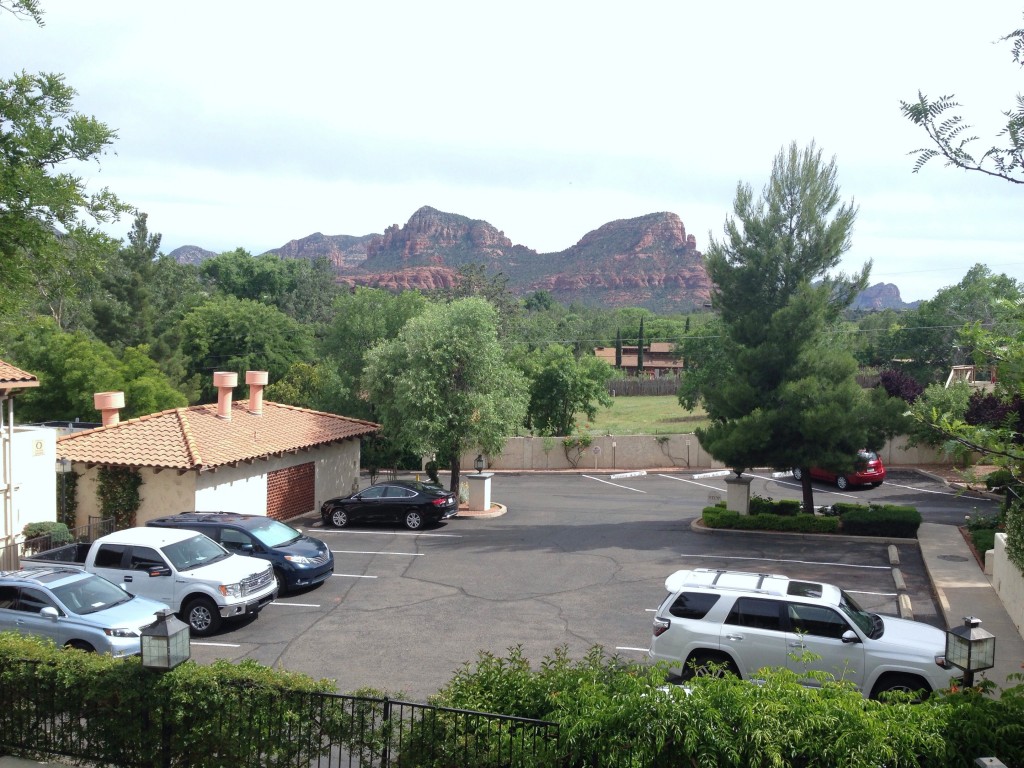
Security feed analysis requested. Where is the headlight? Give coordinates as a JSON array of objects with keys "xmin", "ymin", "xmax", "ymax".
[
  {"xmin": 219, "ymin": 583, "xmax": 242, "ymax": 597},
  {"xmin": 103, "ymin": 628, "xmax": 140, "ymax": 638},
  {"xmin": 284, "ymin": 555, "xmax": 314, "ymax": 565}
]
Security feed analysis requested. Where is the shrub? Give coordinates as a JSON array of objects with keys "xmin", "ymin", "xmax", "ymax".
[
  {"xmin": 22, "ymin": 521, "xmax": 72, "ymax": 544},
  {"xmin": 985, "ymin": 468, "xmax": 1014, "ymax": 492},
  {"xmin": 702, "ymin": 507, "xmax": 839, "ymax": 534},
  {"xmin": 839, "ymin": 505, "xmax": 922, "ymax": 538},
  {"xmin": 749, "ymin": 495, "xmax": 801, "ymax": 516}
]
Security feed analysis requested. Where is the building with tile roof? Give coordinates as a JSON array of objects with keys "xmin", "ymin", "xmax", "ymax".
[
  {"xmin": 57, "ymin": 371, "xmax": 379, "ymax": 528},
  {"xmin": 594, "ymin": 342, "xmax": 683, "ymax": 376},
  {"xmin": 0, "ymin": 360, "xmax": 50, "ymax": 564}
]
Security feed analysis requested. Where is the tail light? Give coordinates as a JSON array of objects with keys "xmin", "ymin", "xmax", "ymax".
[
  {"xmin": 652, "ymin": 616, "xmax": 671, "ymax": 637},
  {"xmin": 431, "ymin": 497, "xmax": 452, "ymax": 507}
]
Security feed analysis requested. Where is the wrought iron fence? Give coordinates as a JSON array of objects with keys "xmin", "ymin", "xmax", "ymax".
[{"xmin": 0, "ymin": 662, "xmax": 562, "ymax": 768}]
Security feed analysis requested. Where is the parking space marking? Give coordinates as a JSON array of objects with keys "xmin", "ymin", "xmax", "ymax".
[
  {"xmin": 882, "ymin": 481, "xmax": 981, "ymax": 498},
  {"xmin": 616, "ymin": 646, "xmax": 649, "ymax": 653},
  {"xmin": 191, "ymin": 642, "xmax": 241, "ymax": 648},
  {"xmin": 846, "ymin": 590, "xmax": 897, "ymax": 597},
  {"xmin": 331, "ymin": 550, "xmax": 423, "ymax": 556},
  {"xmin": 315, "ymin": 530, "xmax": 462, "ymax": 538},
  {"xmin": 683, "ymin": 553, "xmax": 890, "ymax": 570},
  {"xmin": 656, "ymin": 473, "xmax": 724, "ymax": 492},
  {"xmin": 744, "ymin": 472, "xmax": 858, "ymax": 498},
  {"xmin": 332, "ymin": 573, "xmax": 378, "ymax": 579},
  {"xmin": 582, "ymin": 475, "xmax": 647, "ymax": 493},
  {"xmin": 271, "ymin": 602, "xmax": 321, "ymax": 607}
]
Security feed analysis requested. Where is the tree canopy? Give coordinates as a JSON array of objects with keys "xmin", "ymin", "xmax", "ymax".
[{"xmin": 363, "ymin": 297, "xmax": 528, "ymax": 491}]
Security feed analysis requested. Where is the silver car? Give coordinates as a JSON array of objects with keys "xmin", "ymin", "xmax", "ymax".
[{"xmin": 0, "ymin": 567, "xmax": 170, "ymax": 657}]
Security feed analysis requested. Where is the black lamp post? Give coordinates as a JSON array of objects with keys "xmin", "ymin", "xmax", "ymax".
[
  {"xmin": 474, "ymin": 454, "xmax": 485, "ymax": 473},
  {"xmin": 140, "ymin": 609, "xmax": 191, "ymax": 671},
  {"xmin": 945, "ymin": 616, "xmax": 996, "ymax": 688}
]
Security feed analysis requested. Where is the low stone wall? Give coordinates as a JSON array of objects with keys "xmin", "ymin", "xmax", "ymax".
[
  {"xmin": 993, "ymin": 533, "xmax": 1024, "ymax": 639},
  {"xmin": 461, "ymin": 433, "xmax": 954, "ymax": 472}
]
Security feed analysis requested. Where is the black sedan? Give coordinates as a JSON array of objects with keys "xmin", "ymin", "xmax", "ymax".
[{"xmin": 320, "ymin": 480, "xmax": 459, "ymax": 530}]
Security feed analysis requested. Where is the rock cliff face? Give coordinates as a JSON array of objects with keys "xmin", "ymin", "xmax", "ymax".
[
  {"xmin": 167, "ymin": 245, "xmax": 218, "ymax": 265},
  {"xmin": 271, "ymin": 232, "xmax": 374, "ymax": 271},
  {"xmin": 851, "ymin": 282, "xmax": 915, "ymax": 310}
]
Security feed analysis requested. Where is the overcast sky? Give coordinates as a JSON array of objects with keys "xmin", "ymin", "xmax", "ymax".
[{"xmin": 4, "ymin": 1, "xmax": 1023, "ymax": 303}]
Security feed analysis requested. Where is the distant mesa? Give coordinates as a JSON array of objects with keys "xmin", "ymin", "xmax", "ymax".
[{"xmin": 170, "ymin": 206, "xmax": 912, "ymax": 312}]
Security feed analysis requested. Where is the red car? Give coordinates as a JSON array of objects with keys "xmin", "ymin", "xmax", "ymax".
[{"xmin": 792, "ymin": 450, "xmax": 886, "ymax": 490}]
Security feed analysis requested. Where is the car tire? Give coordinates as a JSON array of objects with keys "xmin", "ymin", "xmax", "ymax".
[
  {"xmin": 183, "ymin": 596, "xmax": 221, "ymax": 637},
  {"xmin": 273, "ymin": 568, "xmax": 287, "ymax": 595},
  {"xmin": 871, "ymin": 674, "xmax": 929, "ymax": 701},
  {"xmin": 330, "ymin": 508, "xmax": 348, "ymax": 528},
  {"xmin": 65, "ymin": 640, "xmax": 95, "ymax": 653},
  {"xmin": 792, "ymin": 467, "xmax": 803, "ymax": 481},
  {"xmin": 836, "ymin": 476, "xmax": 850, "ymax": 490},
  {"xmin": 404, "ymin": 510, "xmax": 424, "ymax": 531},
  {"xmin": 681, "ymin": 651, "xmax": 739, "ymax": 680}
]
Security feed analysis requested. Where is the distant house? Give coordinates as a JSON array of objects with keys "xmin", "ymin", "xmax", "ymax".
[
  {"xmin": 57, "ymin": 371, "xmax": 379, "ymax": 528},
  {"xmin": 594, "ymin": 343, "xmax": 683, "ymax": 377}
]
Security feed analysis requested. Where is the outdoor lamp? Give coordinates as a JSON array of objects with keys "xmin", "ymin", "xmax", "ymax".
[
  {"xmin": 141, "ymin": 609, "xmax": 191, "ymax": 671},
  {"xmin": 474, "ymin": 454, "xmax": 485, "ymax": 473},
  {"xmin": 945, "ymin": 616, "xmax": 996, "ymax": 688}
]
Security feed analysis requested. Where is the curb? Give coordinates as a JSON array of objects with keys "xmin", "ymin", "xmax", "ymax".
[{"xmin": 456, "ymin": 503, "xmax": 507, "ymax": 519}]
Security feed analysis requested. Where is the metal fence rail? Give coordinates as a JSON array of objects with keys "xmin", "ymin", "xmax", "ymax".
[{"xmin": 0, "ymin": 517, "xmax": 114, "ymax": 571}]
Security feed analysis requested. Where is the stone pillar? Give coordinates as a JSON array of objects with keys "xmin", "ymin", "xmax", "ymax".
[
  {"xmin": 466, "ymin": 473, "xmax": 493, "ymax": 512},
  {"xmin": 724, "ymin": 473, "xmax": 753, "ymax": 515}
]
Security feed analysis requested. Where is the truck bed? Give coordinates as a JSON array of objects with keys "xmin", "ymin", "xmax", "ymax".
[{"xmin": 20, "ymin": 541, "xmax": 92, "ymax": 568}]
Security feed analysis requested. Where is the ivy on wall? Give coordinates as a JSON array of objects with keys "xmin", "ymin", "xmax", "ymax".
[
  {"xmin": 55, "ymin": 469, "xmax": 79, "ymax": 528},
  {"xmin": 97, "ymin": 466, "xmax": 142, "ymax": 529}
]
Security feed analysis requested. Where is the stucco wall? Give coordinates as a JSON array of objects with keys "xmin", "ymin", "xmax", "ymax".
[
  {"xmin": 463, "ymin": 433, "xmax": 954, "ymax": 472},
  {"xmin": 7, "ymin": 427, "xmax": 57, "ymax": 540},
  {"xmin": 992, "ymin": 532, "xmax": 1024, "ymax": 640},
  {"xmin": 315, "ymin": 441, "xmax": 361, "ymax": 503}
]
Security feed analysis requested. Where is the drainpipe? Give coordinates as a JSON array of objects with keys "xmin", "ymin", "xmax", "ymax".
[
  {"xmin": 93, "ymin": 391, "xmax": 125, "ymax": 427},
  {"xmin": 246, "ymin": 371, "xmax": 268, "ymax": 415},
  {"xmin": 213, "ymin": 372, "xmax": 237, "ymax": 420}
]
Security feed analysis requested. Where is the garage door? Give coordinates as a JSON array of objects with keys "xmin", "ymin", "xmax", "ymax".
[{"xmin": 267, "ymin": 462, "xmax": 314, "ymax": 521}]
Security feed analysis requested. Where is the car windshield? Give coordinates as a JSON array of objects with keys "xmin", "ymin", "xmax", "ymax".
[
  {"xmin": 162, "ymin": 534, "xmax": 229, "ymax": 571},
  {"xmin": 247, "ymin": 518, "xmax": 301, "ymax": 548},
  {"xmin": 51, "ymin": 574, "xmax": 133, "ymax": 615},
  {"xmin": 837, "ymin": 589, "xmax": 880, "ymax": 638}
]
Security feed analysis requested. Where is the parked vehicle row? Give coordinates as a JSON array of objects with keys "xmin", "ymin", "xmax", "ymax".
[{"xmin": 320, "ymin": 479, "xmax": 458, "ymax": 531}]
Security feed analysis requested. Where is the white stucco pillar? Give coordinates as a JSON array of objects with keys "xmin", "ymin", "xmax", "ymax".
[
  {"xmin": 466, "ymin": 472, "xmax": 493, "ymax": 512},
  {"xmin": 724, "ymin": 473, "xmax": 753, "ymax": 515}
]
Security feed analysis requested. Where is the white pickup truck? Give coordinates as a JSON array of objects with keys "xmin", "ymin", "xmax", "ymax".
[{"xmin": 21, "ymin": 527, "xmax": 278, "ymax": 636}]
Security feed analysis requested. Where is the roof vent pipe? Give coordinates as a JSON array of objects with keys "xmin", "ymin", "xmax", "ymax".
[
  {"xmin": 93, "ymin": 391, "xmax": 125, "ymax": 427},
  {"xmin": 213, "ymin": 372, "xmax": 238, "ymax": 420},
  {"xmin": 246, "ymin": 370, "xmax": 268, "ymax": 415}
]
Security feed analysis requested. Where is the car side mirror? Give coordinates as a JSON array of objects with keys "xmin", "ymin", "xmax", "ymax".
[
  {"xmin": 148, "ymin": 566, "xmax": 172, "ymax": 577},
  {"xmin": 40, "ymin": 606, "xmax": 59, "ymax": 620},
  {"xmin": 841, "ymin": 629, "xmax": 860, "ymax": 644}
]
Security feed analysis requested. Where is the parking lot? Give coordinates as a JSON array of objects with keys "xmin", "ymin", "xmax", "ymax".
[{"xmin": 184, "ymin": 470, "xmax": 1000, "ymax": 700}]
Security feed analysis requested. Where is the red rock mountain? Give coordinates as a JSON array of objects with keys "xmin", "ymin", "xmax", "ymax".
[{"xmin": 171, "ymin": 206, "xmax": 910, "ymax": 312}]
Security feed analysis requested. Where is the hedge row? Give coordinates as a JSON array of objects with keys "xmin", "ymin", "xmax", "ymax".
[
  {"xmin": 703, "ymin": 507, "xmax": 840, "ymax": 534},
  {"xmin": 836, "ymin": 504, "xmax": 923, "ymax": 537},
  {"xmin": 702, "ymin": 504, "xmax": 922, "ymax": 538}
]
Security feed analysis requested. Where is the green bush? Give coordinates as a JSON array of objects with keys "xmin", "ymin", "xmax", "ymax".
[
  {"xmin": 748, "ymin": 495, "xmax": 801, "ymax": 516},
  {"xmin": 21, "ymin": 521, "xmax": 72, "ymax": 544},
  {"xmin": 985, "ymin": 468, "xmax": 1014, "ymax": 492},
  {"xmin": 839, "ymin": 505, "xmax": 922, "ymax": 537},
  {"xmin": 703, "ymin": 507, "xmax": 839, "ymax": 534}
]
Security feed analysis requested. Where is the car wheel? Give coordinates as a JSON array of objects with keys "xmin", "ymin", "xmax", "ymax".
[
  {"xmin": 404, "ymin": 510, "xmax": 424, "ymax": 531},
  {"xmin": 183, "ymin": 597, "xmax": 221, "ymax": 637},
  {"xmin": 792, "ymin": 467, "xmax": 803, "ymax": 481},
  {"xmin": 836, "ymin": 475, "xmax": 850, "ymax": 490},
  {"xmin": 330, "ymin": 507, "xmax": 348, "ymax": 528},
  {"xmin": 273, "ymin": 568, "xmax": 287, "ymax": 595},
  {"xmin": 65, "ymin": 640, "xmax": 95, "ymax": 653},
  {"xmin": 681, "ymin": 652, "xmax": 739, "ymax": 680},
  {"xmin": 871, "ymin": 674, "xmax": 929, "ymax": 702}
]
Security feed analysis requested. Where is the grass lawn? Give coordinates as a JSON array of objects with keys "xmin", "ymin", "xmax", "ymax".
[{"xmin": 578, "ymin": 395, "xmax": 709, "ymax": 435}]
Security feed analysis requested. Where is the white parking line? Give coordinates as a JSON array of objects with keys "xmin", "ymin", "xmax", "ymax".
[
  {"xmin": 582, "ymin": 475, "xmax": 647, "ymax": 493},
  {"xmin": 616, "ymin": 646, "xmax": 649, "ymax": 653},
  {"xmin": 332, "ymin": 573, "xmax": 377, "ymax": 579},
  {"xmin": 882, "ymin": 481, "xmax": 976, "ymax": 498},
  {"xmin": 331, "ymin": 550, "xmax": 423, "ymax": 556},
  {"xmin": 846, "ymin": 590, "xmax": 897, "ymax": 597},
  {"xmin": 316, "ymin": 530, "xmax": 461, "ymax": 538},
  {"xmin": 743, "ymin": 472, "xmax": 858, "ymax": 498},
  {"xmin": 656, "ymin": 473, "xmax": 725, "ymax": 492},
  {"xmin": 683, "ymin": 553, "xmax": 890, "ymax": 570},
  {"xmin": 271, "ymin": 601, "xmax": 321, "ymax": 607},
  {"xmin": 191, "ymin": 641, "xmax": 241, "ymax": 648}
]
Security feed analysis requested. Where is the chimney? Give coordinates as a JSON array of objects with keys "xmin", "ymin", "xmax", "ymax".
[
  {"xmin": 246, "ymin": 370, "xmax": 268, "ymax": 415},
  {"xmin": 93, "ymin": 391, "xmax": 125, "ymax": 427},
  {"xmin": 213, "ymin": 371, "xmax": 238, "ymax": 420}
]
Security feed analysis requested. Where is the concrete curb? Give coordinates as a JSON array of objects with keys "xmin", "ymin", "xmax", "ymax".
[{"xmin": 455, "ymin": 503, "xmax": 507, "ymax": 519}]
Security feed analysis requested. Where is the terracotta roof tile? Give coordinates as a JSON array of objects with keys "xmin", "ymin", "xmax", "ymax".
[
  {"xmin": 0, "ymin": 359, "xmax": 39, "ymax": 388},
  {"xmin": 57, "ymin": 400, "xmax": 379, "ymax": 471}
]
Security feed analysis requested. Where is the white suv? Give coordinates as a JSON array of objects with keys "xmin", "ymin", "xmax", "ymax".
[{"xmin": 648, "ymin": 568, "xmax": 957, "ymax": 699}]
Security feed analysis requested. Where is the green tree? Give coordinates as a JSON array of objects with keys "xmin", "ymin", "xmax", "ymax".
[
  {"xmin": 695, "ymin": 142, "xmax": 896, "ymax": 513},
  {"xmin": 363, "ymin": 297, "xmax": 528, "ymax": 492},
  {"xmin": 521, "ymin": 344, "xmax": 613, "ymax": 436},
  {"xmin": 176, "ymin": 296, "xmax": 315, "ymax": 402},
  {"xmin": 637, "ymin": 316, "xmax": 645, "ymax": 372},
  {"xmin": 0, "ymin": 70, "xmax": 130, "ymax": 318},
  {"xmin": 264, "ymin": 360, "xmax": 349, "ymax": 414},
  {"xmin": 4, "ymin": 316, "xmax": 186, "ymax": 421}
]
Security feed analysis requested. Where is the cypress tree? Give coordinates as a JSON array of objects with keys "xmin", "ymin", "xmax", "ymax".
[
  {"xmin": 615, "ymin": 329, "xmax": 622, "ymax": 368},
  {"xmin": 637, "ymin": 317, "xmax": 645, "ymax": 373}
]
